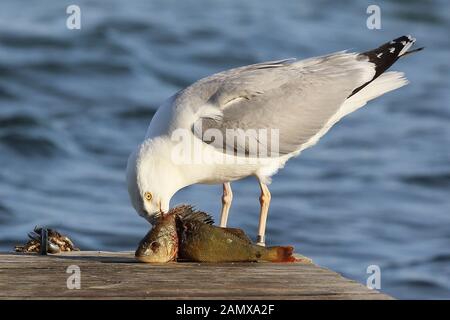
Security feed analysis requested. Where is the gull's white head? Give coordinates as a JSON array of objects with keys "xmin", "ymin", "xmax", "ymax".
[{"xmin": 126, "ymin": 138, "xmax": 184, "ymax": 224}]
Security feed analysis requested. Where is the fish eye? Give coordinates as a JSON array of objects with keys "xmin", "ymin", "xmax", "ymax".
[
  {"xmin": 150, "ymin": 241, "xmax": 160, "ymax": 252},
  {"xmin": 144, "ymin": 192, "xmax": 153, "ymax": 201}
]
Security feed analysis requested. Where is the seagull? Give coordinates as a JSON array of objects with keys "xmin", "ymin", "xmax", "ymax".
[{"xmin": 127, "ymin": 35, "xmax": 422, "ymax": 246}]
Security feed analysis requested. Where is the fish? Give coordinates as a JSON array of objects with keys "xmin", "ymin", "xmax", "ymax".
[
  {"xmin": 135, "ymin": 205, "xmax": 296, "ymax": 263},
  {"xmin": 135, "ymin": 205, "xmax": 212, "ymax": 263},
  {"xmin": 134, "ymin": 212, "xmax": 178, "ymax": 263}
]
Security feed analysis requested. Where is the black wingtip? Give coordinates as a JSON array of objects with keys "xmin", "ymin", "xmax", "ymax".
[
  {"xmin": 400, "ymin": 46, "xmax": 424, "ymax": 57},
  {"xmin": 349, "ymin": 35, "xmax": 420, "ymax": 97},
  {"xmin": 362, "ymin": 35, "xmax": 418, "ymax": 76}
]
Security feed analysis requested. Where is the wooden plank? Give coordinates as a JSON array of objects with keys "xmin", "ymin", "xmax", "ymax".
[{"xmin": 0, "ymin": 251, "xmax": 392, "ymax": 300}]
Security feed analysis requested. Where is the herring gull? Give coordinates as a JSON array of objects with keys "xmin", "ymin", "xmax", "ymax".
[{"xmin": 126, "ymin": 35, "xmax": 422, "ymax": 246}]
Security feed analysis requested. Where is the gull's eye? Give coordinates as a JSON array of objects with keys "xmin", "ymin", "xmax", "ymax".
[{"xmin": 144, "ymin": 192, "xmax": 153, "ymax": 201}]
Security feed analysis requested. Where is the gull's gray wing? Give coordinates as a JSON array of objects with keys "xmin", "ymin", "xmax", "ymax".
[{"xmin": 189, "ymin": 52, "xmax": 375, "ymax": 157}]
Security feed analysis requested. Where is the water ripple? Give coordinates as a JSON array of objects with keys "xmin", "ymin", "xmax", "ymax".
[{"xmin": 0, "ymin": 0, "xmax": 449, "ymax": 299}]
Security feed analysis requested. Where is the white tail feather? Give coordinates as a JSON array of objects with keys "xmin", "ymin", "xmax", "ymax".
[{"xmin": 341, "ymin": 71, "xmax": 408, "ymax": 117}]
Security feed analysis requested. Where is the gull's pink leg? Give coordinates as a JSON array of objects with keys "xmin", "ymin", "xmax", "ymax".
[
  {"xmin": 257, "ymin": 181, "xmax": 271, "ymax": 246},
  {"xmin": 220, "ymin": 182, "xmax": 233, "ymax": 227}
]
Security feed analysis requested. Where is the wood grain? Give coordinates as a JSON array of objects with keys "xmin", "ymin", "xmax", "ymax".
[{"xmin": 0, "ymin": 251, "xmax": 392, "ymax": 300}]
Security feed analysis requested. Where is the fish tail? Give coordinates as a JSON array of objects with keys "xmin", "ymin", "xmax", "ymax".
[{"xmin": 264, "ymin": 246, "xmax": 296, "ymax": 262}]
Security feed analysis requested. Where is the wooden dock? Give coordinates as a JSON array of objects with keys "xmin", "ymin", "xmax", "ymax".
[{"xmin": 0, "ymin": 251, "xmax": 392, "ymax": 299}]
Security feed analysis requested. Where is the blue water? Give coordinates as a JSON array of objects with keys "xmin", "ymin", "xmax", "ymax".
[{"xmin": 0, "ymin": 0, "xmax": 449, "ymax": 299}]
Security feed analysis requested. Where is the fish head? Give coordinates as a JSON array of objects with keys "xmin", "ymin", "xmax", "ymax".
[{"xmin": 135, "ymin": 213, "xmax": 178, "ymax": 263}]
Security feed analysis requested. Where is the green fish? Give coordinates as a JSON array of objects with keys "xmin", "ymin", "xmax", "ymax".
[{"xmin": 135, "ymin": 205, "xmax": 296, "ymax": 263}]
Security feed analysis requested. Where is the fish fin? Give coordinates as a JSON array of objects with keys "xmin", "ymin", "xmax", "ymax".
[
  {"xmin": 265, "ymin": 246, "xmax": 296, "ymax": 262},
  {"xmin": 222, "ymin": 227, "xmax": 252, "ymax": 244},
  {"xmin": 174, "ymin": 204, "xmax": 214, "ymax": 225}
]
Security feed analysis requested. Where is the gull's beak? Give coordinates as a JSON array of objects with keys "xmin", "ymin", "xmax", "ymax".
[
  {"xmin": 146, "ymin": 214, "xmax": 158, "ymax": 225},
  {"xmin": 145, "ymin": 209, "xmax": 165, "ymax": 225}
]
